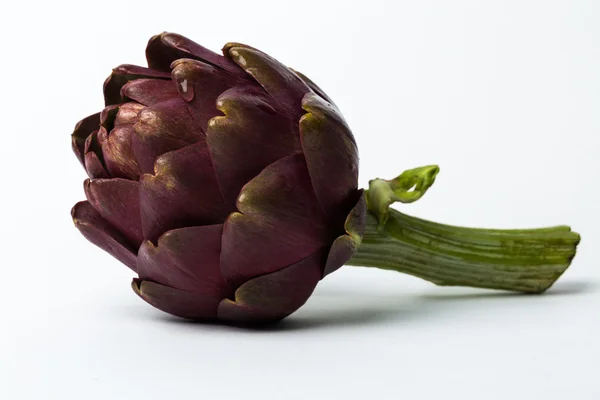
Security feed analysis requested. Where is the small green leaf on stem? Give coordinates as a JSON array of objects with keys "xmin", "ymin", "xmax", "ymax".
[{"xmin": 366, "ymin": 165, "xmax": 440, "ymax": 226}]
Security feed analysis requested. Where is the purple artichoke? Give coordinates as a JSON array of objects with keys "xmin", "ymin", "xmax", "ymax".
[
  {"xmin": 71, "ymin": 32, "xmax": 365, "ymax": 323},
  {"xmin": 72, "ymin": 32, "xmax": 581, "ymax": 326}
]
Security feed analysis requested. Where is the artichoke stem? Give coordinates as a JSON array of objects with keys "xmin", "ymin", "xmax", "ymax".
[{"xmin": 347, "ymin": 209, "xmax": 581, "ymax": 293}]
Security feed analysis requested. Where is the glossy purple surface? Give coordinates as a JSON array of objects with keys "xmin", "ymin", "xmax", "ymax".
[{"xmin": 71, "ymin": 32, "xmax": 365, "ymax": 323}]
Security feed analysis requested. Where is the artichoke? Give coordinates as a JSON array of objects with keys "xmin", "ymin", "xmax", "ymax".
[{"xmin": 72, "ymin": 32, "xmax": 581, "ymax": 325}]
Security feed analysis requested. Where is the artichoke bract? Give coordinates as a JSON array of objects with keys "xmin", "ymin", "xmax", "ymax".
[
  {"xmin": 72, "ymin": 33, "xmax": 581, "ymax": 325},
  {"xmin": 72, "ymin": 32, "xmax": 365, "ymax": 323}
]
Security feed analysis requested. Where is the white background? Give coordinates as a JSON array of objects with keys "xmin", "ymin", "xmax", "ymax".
[{"xmin": 2, "ymin": 0, "xmax": 599, "ymax": 399}]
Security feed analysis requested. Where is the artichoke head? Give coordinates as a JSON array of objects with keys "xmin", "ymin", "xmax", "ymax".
[{"xmin": 71, "ymin": 32, "xmax": 365, "ymax": 324}]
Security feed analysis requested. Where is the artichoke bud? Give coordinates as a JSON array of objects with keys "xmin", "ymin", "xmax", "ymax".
[{"xmin": 71, "ymin": 32, "xmax": 365, "ymax": 324}]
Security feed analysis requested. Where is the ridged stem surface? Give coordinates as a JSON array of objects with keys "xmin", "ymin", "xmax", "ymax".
[{"xmin": 348, "ymin": 210, "xmax": 580, "ymax": 293}]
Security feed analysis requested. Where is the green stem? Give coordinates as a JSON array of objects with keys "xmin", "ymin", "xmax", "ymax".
[
  {"xmin": 348, "ymin": 210, "xmax": 580, "ymax": 293},
  {"xmin": 347, "ymin": 165, "xmax": 581, "ymax": 293}
]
